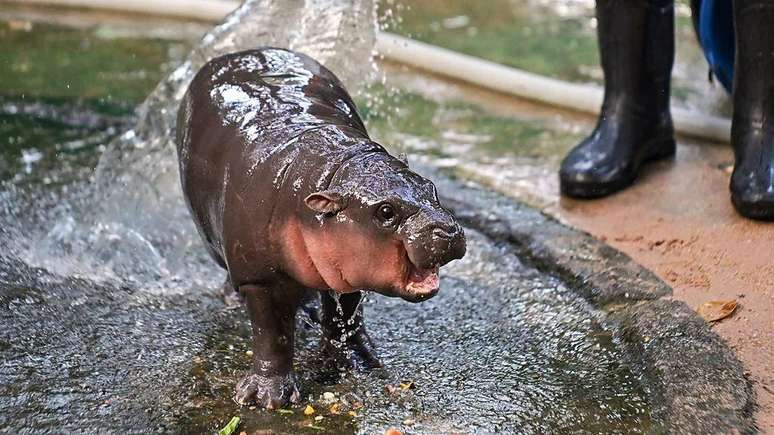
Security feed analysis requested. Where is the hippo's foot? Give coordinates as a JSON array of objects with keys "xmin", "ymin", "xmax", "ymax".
[
  {"xmin": 234, "ymin": 372, "xmax": 301, "ymax": 409},
  {"xmin": 322, "ymin": 329, "xmax": 383, "ymax": 372}
]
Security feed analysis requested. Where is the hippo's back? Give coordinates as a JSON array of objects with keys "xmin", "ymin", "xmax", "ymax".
[{"xmin": 176, "ymin": 48, "xmax": 373, "ymax": 273}]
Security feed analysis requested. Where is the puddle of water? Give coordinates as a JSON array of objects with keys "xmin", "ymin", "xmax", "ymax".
[
  {"xmin": 0, "ymin": 256, "xmax": 225, "ymax": 433},
  {"xmin": 0, "ymin": 3, "xmax": 654, "ymax": 433}
]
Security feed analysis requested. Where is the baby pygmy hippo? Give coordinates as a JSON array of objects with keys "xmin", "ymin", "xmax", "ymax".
[{"xmin": 176, "ymin": 48, "xmax": 466, "ymax": 409}]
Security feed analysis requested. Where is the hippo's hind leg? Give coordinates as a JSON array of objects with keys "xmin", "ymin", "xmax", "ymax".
[
  {"xmin": 234, "ymin": 283, "xmax": 303, "ymax": 409},
  {"xmin": 320, "ymin": 291, "xmax": 383, "ymax": 371}
]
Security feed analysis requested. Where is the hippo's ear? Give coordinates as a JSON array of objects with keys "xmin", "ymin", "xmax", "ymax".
[{"xmin": 304, "ymin": 191, "xmax": 347, "ymax": 215}]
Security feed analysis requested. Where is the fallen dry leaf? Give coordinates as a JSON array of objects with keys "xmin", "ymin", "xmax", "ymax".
[
  {"xmin": 304, "ymin": 405, "xmax": 316, "ymax": 416},
  {"xmin": 385, "ymin": 428, "xmax": 403, "ymax": 435},
  {"xmin": 697, "ymin": 300, "xmax": 738, "ymax": 322}
]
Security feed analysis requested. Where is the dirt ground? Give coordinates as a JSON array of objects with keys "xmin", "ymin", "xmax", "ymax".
[{"xmin": 550, "ymin": 139, "xmax": 774, "ymax": 433}]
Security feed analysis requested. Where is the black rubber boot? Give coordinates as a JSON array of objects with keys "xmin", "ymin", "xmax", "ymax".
[
  {"xmin": 729, "ymin": 0, "xmax": 774, "ymax": 220},
  {"xmin": 560, "ymin": 0, "xmax": 676, "ymax": 198}
]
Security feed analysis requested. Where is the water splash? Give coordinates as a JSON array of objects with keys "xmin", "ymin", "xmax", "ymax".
[{"xmin": 13, "ymin": 0, "xmax": 379, "ymax": 289}]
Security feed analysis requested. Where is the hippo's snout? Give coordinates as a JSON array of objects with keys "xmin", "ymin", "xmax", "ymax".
[
  {"xmin": 393, "ymin": 217, "xmax": 465, "ymax": 303},
  {"xmin": 432, "ymin": 226, "xmax": 456, "ymax": 239},
  {"xmin": 428, "ymin": 222, "xmax": 466, "ymax": 266},
  {"xmin": 403, "ymin": 213, "xmax": 467, "ymax": 271}
]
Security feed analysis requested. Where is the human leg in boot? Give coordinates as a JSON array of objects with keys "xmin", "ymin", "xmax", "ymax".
[
  {"xmin": 560, "ymin": 0, "xmax": 676, "ymax": 198},
  {"xmin": 729, "ymin": 0, "xmax": 774, "ymax": 219}
]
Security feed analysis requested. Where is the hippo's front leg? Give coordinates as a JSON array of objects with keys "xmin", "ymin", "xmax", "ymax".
[
  {"xmin": 321, "ymin": 291, "xmax": 383, "ymax": 370},
  {"xmin": 234, "ymin": 284, "xmax": 302, "ymax": 409}
]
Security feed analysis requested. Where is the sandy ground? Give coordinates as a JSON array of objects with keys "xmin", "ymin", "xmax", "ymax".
[{"xmin": 551, "ymin": 139, "xmax": 774, "ymax": 433}]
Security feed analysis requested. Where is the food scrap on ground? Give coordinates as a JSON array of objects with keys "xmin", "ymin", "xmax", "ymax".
[
  {"xmin": 217, "ymin": 416, "xmax": 241, "ymax": 435},
  {"xmin": 386, "ymin": 380, "xmax": 416, "ymax": 395},
  {"xmin": 322, "ymin": 391, "xmax": 336, "ymax": 403},
  {"xmin": 329, "ymin": 403, "xmax": 341, "ymax": 415}
]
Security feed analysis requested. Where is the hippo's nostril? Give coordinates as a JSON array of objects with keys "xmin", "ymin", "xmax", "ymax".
[{"xmin": 432, "ymin": 227, "xmax": 455, "ymax": 239}]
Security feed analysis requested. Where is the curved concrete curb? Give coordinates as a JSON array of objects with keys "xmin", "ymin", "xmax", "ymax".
[
  {"xmin": 613, "ymin": 300, "xmax": 756, "ymax": 433},
  {"xmin": 428, "ymin": 172, "xmax": 671, "ymax": 307},
  {"xmin": 419, "ymin": 164, "xmax": 757, "ymax": 434}
]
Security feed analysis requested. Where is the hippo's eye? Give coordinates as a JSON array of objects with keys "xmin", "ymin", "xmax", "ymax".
[{"xmin": 376, "ymin": 203, "xmax": 396, "ymax": 223}]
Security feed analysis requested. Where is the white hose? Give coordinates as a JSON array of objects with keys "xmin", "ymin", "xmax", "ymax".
[
  {"xmin": 377, "ymin": 33, "xmax": 732, "ymax": 143},
  {"xmin": 6, "ymin": 0, "xmax": 237, "ymax": 21},
  {"xmin": 2, "ymin": 0, "xmax": 733, "ymax": 142}
]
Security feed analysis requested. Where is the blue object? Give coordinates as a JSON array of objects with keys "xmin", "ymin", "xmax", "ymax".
[{"xmin": 694, "ymin": 0, "xmax": 735, "ymax": 93}]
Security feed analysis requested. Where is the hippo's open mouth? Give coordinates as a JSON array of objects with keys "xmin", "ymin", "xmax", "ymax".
[
  {"xmin": 401, "ymin": 260, "xmax": 440, "ymax": 302},
  {"xmin": 407, "ymin": 265, "xmax": 439, "ymax": 292}
]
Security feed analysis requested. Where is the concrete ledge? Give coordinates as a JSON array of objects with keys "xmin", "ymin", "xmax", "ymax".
[
  {"xmin": 613, "ymin": 300, "xmax": 756, "ymax": 434},
  {"xmin": 427, "ymin": 170, "xmax": 672, "ymax": 307}
]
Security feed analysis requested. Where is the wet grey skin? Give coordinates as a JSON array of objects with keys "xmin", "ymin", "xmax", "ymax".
[{"xmin": 176, "ymin": 47, "xmax": 466, "ymax": 409}]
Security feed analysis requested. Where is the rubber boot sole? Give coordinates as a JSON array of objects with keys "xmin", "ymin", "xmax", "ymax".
[
  {"xmin": 731, "ymin": 195, "xmax": 774, "ymax": 221},
  {"xmin": 560, "ymin": 138, "xmax": 676, "ymax": 199}
]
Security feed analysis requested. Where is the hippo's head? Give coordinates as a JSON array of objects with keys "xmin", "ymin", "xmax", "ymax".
[{"xmin": 301, "ymin": 153, "xmax": 466, "ymax": 302}]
